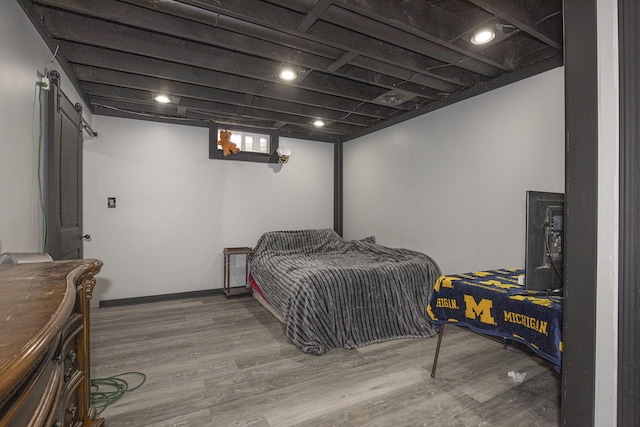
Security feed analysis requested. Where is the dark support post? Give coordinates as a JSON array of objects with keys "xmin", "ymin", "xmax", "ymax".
[
  {"xmin": 334, "ymin": 139, "xmax": 343, "ymax": 236},
  {"xmin": 562, "ymin": 0, "xmax": 598, "ymax": 424},
  {"xmin": 618, "ymin": 0, "xmax": 640, "ymax": 423}
]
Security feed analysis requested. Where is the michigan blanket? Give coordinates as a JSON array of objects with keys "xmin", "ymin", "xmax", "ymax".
[{"xmin": 427, "ymin": 268, "xmax": 563, "ymax": 370}]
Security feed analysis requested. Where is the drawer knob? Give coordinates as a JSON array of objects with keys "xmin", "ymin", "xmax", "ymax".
[
  {"xmin": 67, "ymin": 404, "xmax": 78, "ymax": 425},
  {"xmin": 64, "ymin": 350, "xmax": 77, "ymax": 381}
]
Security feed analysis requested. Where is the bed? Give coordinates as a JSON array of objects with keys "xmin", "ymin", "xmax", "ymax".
[
  {"xmin": 249, "ymin": 229, "xmax": 442, "ymax": 355},
  {"xmin": 427, "ymin": 268, "xmax": 563, "ymax": 372}
]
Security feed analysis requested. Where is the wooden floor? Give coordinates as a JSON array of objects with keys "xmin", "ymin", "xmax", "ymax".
[{"xmin": 90, "ymin": 295, "xmax": 561, "ymax": 426}]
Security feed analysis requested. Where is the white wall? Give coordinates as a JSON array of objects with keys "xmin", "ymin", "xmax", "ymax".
[
  {"xmin": 343, "ymin": 68, "xmax": 565, "ymax": 275},
  {"xmin": 83, "ymin": 116, "xmax": 334, "ymax": 303},
  {"xmin": 0, "ymin": 1, "xmax": 89, "ymax": 253},
  {"xmin": 595, "ymin": 0, "xmax": 619, "ymax": 423}
]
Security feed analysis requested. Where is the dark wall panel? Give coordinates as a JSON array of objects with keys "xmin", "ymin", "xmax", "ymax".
[{"xmin": 562, "ymin": 0, "xmax": 598, "ymax": 424}]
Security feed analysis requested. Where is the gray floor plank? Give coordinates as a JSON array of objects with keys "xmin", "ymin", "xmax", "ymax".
[{"xmin": 90, "ymin": 295, "xmax": 560, "ymax": 426}]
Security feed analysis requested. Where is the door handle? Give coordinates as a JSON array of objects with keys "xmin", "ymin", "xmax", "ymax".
[{"xmin": 81, "ymin": 234, "xmax": 91, "ymax": 241}]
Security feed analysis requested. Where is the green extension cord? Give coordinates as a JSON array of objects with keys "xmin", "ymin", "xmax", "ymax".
[{"xmin": 90, "ymin": 372, "xmax": 146, "ymax": 415}]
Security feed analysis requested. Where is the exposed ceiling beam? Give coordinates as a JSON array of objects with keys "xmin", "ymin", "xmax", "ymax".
[
  {"xmin": 61, "ymin": 42, "xmax": 400, "ymax": 115},
  {"xmin": 296, "ymin": 0, "xmax": 332, "ymax": 32},
  {"xmin": 21, "ymin": 0, "xmax": 562, "ymax": 141},
  {"xmin": 327, "ymin": 51, "xmax": 358, "ymax": 73},
  {"xmin": 151, "ymin": 0, "xmax": 505, "ymax": 82},
  {"xmin": 466, "ymin": 0, "xmax": 563, "ymax": 50},
  {"xmin": 46, "ymin": 11, "xmax": 437, "ymax": 104}
]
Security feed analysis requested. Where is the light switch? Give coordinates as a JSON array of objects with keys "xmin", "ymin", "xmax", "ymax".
[{"xmin": 108, "ymin": 197, "xmax": 116, "ymax": 208}]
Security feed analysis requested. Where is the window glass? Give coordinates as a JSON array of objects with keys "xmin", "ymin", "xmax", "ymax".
[
  {"xmin": 217, "ymin": 129, "xmax": 271, "ymax": 154},
  {"xmin": 209, "ymin": 125, "xmax": 279, "ymax": 163}
]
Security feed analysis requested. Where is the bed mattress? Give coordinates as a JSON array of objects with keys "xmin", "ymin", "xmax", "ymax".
[{"xmin": 250, "ymin": 229, "xmax": 441, "ymax": 355}]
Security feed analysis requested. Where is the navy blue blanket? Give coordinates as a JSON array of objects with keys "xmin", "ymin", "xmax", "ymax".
[{"xmin": 427, "ymin": 268, "xmax": 563, "ymax": 370}]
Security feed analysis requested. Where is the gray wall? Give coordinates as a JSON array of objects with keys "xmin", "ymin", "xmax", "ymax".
[
  {"xmin": 83, "ymin": 116, "xmax": 334, "ymax": 302},
  {"xmin": 0, "ymin": 1, "xmax": 89, "ymax": 253},
  {"xmin": 594, "ymin": 0, "xmax": 618, "ymax": 423},
  {"xmin": 343, "ymin": 67, "xmax": 565, "ymax": 275}
]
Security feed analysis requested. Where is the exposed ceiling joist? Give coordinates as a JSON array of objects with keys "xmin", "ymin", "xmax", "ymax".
[{"xmin": 18, "ymin": 0, "xmax": 562, "ymax": 141}]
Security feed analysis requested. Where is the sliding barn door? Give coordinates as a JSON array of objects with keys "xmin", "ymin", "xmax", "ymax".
[{"xmin": 44, "ymin": 71, "xmax": 85, "ymax": 260}]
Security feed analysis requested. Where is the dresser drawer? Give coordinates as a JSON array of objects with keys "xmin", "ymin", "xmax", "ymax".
[
  {"xmin": 0, "ymin": 339, "xmax": 62, "ymax": 427},
  {"xmin": 57, "ymin": 314, "xmax": 83, "ymax": 385},
  {"xmin": 54, "ymin": 370, "xmax": 84, "ymax": 427},
  {"xmin": 0, "ymin": 259, "xmax": 104, "ymax": 427}
]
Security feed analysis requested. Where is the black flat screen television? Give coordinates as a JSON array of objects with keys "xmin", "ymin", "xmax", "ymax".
[{"xmin": 524, "ymin": 191, "xmax": 565, "ymax": 291}]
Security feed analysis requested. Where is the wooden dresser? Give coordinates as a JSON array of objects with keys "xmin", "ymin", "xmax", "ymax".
[{"xmin": 0, "ymin": 259, "xmax": 104, "ymax": 426}]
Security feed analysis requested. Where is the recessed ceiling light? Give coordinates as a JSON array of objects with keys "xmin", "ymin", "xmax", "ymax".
[
  {"xmin": 382, "ymin": 93, "xmax": 406, "ymax": 105},
  {"xmin": 313, "ymin": 119, "xmax": 325, "ymax": 127},
  {"xmin": 154, "ymin": 94, "xmax": 172, "ymax": 103},
  {"xmin": 470, "ymin": 29, "xmax": 495, "ymax": 45},
  {"xmin": 279, "ymin": 68, "xmax": 297, "ymax": 81}
]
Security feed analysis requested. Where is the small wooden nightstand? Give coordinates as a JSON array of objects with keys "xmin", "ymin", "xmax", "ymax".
[{"xmin": 223, "ymin": 247, "xmax": 254, "ymax": 298}]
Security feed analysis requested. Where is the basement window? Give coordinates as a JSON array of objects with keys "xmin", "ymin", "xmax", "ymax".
[
  {"xmin": 209, "ymin": 125, "xmax": 280, "ymax": 163},
  {"xmin": 226, "ymin": 130, "xmax": 270, "ymax": 153}
]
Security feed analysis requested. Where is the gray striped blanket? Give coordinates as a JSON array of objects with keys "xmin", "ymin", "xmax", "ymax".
[{"xmin": 250, "ymin": 229, "xmax": 441, "ymax": 354}]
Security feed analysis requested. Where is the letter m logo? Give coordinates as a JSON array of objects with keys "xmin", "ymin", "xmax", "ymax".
[{"xmin": 463, "ymin": 295, "xmax": 495, "ymax": 325}]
